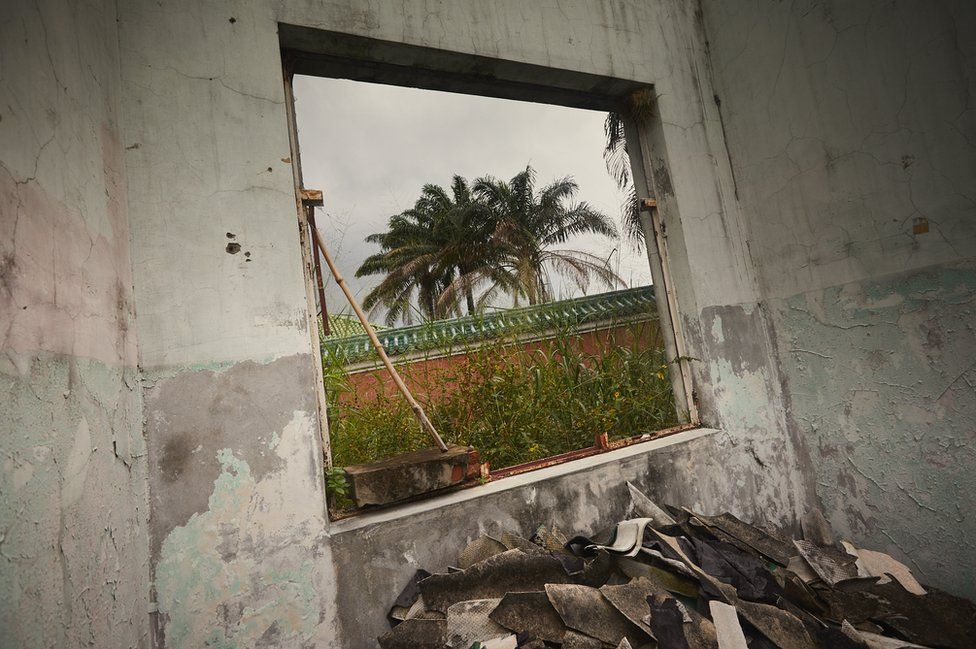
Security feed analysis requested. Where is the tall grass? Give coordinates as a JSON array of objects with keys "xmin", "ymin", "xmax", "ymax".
[{"xmin": 322, "ymin": 321, "xmax": 679, "ymax": 470}]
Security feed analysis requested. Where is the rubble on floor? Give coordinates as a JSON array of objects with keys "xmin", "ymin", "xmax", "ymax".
[{"xmin": 380, "ymin": 482, "xmax": 976, "ymax": 649}]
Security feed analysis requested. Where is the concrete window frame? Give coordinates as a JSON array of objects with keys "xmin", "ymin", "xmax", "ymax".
[{"xmin": 278, "ymin": 25, "xmax": 699, "ymax": 507}]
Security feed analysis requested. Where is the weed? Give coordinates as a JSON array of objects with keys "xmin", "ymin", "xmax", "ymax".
[
  {"xmin": 325, "ymin": 466, "xmax": 353, "ymax": 508},
  {"xmin": 322, "ymin": 319, "xmax": 678, "ymax": 470}
]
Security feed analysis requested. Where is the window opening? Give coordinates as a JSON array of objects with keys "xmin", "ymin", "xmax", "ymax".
[{"xmin": 283, "ymin": 45, "xmax": 696, "ymax": 515}]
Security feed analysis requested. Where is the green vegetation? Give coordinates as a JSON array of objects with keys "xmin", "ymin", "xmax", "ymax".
[
  {"xmin": 326, "ymin": 128, "xmax": 677, "ymax": 478},
  {"xmin": 324, "ymin": 466, "xmax": 353, "ymax": 508},
  {"xmin": 322, "ymin": 322, "xmax": 679, "ymax": 470}
]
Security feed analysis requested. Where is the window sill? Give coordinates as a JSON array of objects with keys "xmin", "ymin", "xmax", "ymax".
[{"xmin": 327, "ymin": 426, "xmax": 717, "ymax": 534}]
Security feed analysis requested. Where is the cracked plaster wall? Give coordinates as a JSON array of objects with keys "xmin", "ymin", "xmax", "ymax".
[
  {"xmin": 114, "ymin": 1, "xmax": 819, "ymax": 646},
  {"xmin": 0, "ymin": 0, "xmax": 150, "ymax": 646},
  {"xmin": 701, "ymin": 0, "xmax": 976, "ymax": 596},
  {"xmin": 12, "ymin": 0, "xmax": 965, "ymax": 644}
]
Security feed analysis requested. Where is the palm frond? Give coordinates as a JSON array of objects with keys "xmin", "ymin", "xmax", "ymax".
[{"xmin": 604, "ymin": 111, "xmax": 645, "ymax": 250}]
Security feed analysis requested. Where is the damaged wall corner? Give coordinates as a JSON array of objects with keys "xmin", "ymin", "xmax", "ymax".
[{"xmin": 701, "ymin": 0, "xmax": 976, "ymax": 597}]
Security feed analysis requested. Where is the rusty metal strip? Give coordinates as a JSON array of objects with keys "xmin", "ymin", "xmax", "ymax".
[{"xmin": 489, "ymin": 423, "xmax": 698, "ymax": 480}]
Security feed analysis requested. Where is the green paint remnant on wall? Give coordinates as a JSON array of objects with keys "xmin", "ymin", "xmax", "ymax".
[
  {"xmin": 153, "ymin": 412, "xmax": 330, "ymax": 648},
  {"xmin": 155, "ymin": 449, "xmax": 250, "ymax": 647},
  {"xmin": 140, "ymin": 354, "xmax": 292, "ymax": 387},
  {"xmin": 0, "ymin": 354, "xmax": 148, "ymax": 647},
  {"xmin": 774, "ymin": 261, "xmax": 976, "ymax": 598},
  {"xmin": 861, "ymin": 265, "xmax": 976, "ymax": 305}
]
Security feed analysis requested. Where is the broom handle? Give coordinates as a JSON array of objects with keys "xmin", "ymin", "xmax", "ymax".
[{"xmin": 309, "ymin": 222, "xmax": 449, "ymax": 452}]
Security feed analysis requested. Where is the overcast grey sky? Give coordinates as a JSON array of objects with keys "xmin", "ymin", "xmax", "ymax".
[{"xmin": 293, "ymin": 75, "xmax": 651, "ymax": 324}]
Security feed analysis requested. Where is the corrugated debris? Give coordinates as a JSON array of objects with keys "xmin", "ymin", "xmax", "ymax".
[{"xmin": 380, "ymin": 482, "xmax": 976, "ymax": 649}]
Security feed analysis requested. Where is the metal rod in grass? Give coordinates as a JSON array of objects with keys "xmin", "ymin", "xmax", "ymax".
[{"xmin": 308, "ymin": 216, "xmax": 448, "ymax": 452}]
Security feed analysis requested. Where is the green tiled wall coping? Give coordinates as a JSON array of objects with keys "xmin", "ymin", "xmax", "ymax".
[{"xmin": 321, "ymin": 286, "xmax": 656, "ymax": 364}]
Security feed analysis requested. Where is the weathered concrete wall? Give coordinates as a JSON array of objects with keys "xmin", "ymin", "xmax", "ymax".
[
  {"xmin": 271, "ymin": 0, "xmax": 815, "ymax": 533},
  {"xmin": 12, "ymin": 0, "xmax": 972, "ymax": 644},
  {"xmin": 329, "ymin": 428, "xmax": 749, "ymax": 645},
  {"xmin": 6, "ymin": 0, "xmax": 970, "ymax": 643},
  {"xmin": 701, "ymin": 0, "xmax": 976, "ymax": 596},
  {"xmin": 0, "ymin": 0, "xmax": 150, "ymax": 646},
  {"xmin": 109, "ymin": 0, "xmax": 822, "ymax": 646},
  {"xmin": 116, "ymin": 0, "xmax": 338, "ymax": 644}
]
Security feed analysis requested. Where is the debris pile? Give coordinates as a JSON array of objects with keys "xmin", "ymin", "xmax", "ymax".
[{"xmin": 380, "ymin": 482, "xmax": 976, "ymax": 649}]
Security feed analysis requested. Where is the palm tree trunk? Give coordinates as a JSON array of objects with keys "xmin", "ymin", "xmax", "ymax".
[
  {"xmin": 528, "ymin": 255, "xmax": 541, "ymax": 305},
  {"xmin": 457, "ymin": 264, "xmax": 476, "ymax": 315}
]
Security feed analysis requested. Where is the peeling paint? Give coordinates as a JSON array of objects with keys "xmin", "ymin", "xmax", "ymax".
[
  {"xmin": 154, "ymin": 411, "xmax": 333, "ymax": 648},
  {"xmin": 4, "ymin": 0, "xmax": 973, "ymax": 647},
  {"xmin": 701, "ymin": 0, "xmax": 976, "ymax": 599},
  {"xmin": 144, "ymin": 354, "xmax": 316, "ymax": 562},
  {"xmin": 0, "ymin": 355, "xmax": 148, "ymax": 647},
  {"xmin": 773, "ymin": 263, "xmax": 976, "ymax": 596},
  {"xmin": 1, "ymin": 0, "xmax": 149, "ymax": 646}
]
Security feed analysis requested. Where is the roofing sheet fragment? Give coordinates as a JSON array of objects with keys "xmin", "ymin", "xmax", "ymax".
[
  {"xmin": 691, "ymin": 538, "xmax": 785, "ymax": 603},
  {"xmin": 478, "ymin": 635, "xmax": 517, "ymax": 649},
  {"xmin": 458, "ymin": 536, "xmax": 507, "ymax": 570},
  {"xmin": 586, "ymin": 518, "xmax": 654, "ymax": 557},
  {"xmin": 420, "ymin": 549, "xmax": 572, "ymax": 613},
  {"xmin": 501, "ymin": 531, "xmax": 549, "ymax": 556},
  {"xmin": 561, "ymin": 630, "xmax": 607, "ymax": 649},
  {"xmin": 792, "ymin": 539, "xmax": 857, "ymax": 585},
  {"xmin": 866, "ymin": 580, "xmax": 976, "ymax": 648},
  {"xmin": 600, "ymin": 577, "xmax": 668, "ymax": 636},
  {"xmin": 647, "ymin": 593, "xmax": 718, "ymax": 649},
  {"xmin": 841, "ymin": 541, "xmax": 926, "ymax": 595},
  {"xmin": 488, "ymin": 591, "xmax": 567, "ymax": 643},
  {"xmin": 627, "ymin": 481, "xmax": 676, "ymax": 527},
  {"xmin": 731, "ymin": 597, "xmax": 816, "ymax": 649},
  {"xmin": 841, "ymin": 621, "xmax": 931, "ymax": 649},
  {"xmin": 575, "ymin": 549, "xmax": 615, "ymax": 588},
  {"xmin": 389, "ymin": 569, "xmax": 433, "ymax": 626},
  {"xmin": 545, "ymin": 583, "xmax": 650, "ymax": 646},
  {"xmin": 786, "ymin": 555, "xmax": 819, "ymax": 584},
  {"xmin": 378, "ymin": 618, "xmax": 447, "ymax": 649},
  {"xmin": 709, "ymin": 600, "xmax": 748, "ymax": 649},
  {"xmin": 531, "ymin": 524, "xmax": 569, "ymax": 552},
  {"xmin": 445, "ymin": 599, "xmax": 507, "ymax": 648},
  {"xmin": 691, "ymin": 511, "xmax": 794, "ymax": 566},
  {"xmin": 616, "ymin": 554, "xmax": 699, "ymax": 597}
]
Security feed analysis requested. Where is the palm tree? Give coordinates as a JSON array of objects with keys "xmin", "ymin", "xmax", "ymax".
[
  {"xmin": 604, "ymin": 89, "xmax": 656, "ymax": 250},
  {"xmin": 361, "ymin": 168, "xmax": 623, "ymax": 323},
  {"xmin": 604, "ymin": 111, "xmax": 643, "ymax": 247},
  {"xmin": 415, "ymin": 176, "xmax": 492, "ymax": 316},
  {"xmin": 449, "ymin": 166, "xmax": 622, "ymax": 308},
  {"xmin": 357, "ymin": 176, "xmax": 490, "ymax": 324},
  {"xmin": 356, "ymin": 206, "xmax": 447, "ymax": 325}
]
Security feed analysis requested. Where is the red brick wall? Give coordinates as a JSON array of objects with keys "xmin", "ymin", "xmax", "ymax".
[{"xmin": 334, "ymin": 321, "xmax": 660, "ymax": 405}]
